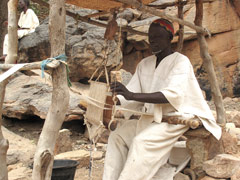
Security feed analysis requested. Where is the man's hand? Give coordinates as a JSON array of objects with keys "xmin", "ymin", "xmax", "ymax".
[{"xmin": 110, "ymin": 81, "xmax": 133, "ymax": 100}]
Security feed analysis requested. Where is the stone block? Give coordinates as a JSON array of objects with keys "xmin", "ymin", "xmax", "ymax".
[
  {"xmin": 203, "ymin": 154, "xmax": 240, "ymax": 179},
  {"xmin": 174, "ymin": 172, "xmax": 190, "ymax": 180},
  {"xmin": 54, "ymin": 129, "xmax": 72, "ymax": 155},
  {"xmin": 184, "ymin": 128, "xmax": 224, "ymax": 177}
]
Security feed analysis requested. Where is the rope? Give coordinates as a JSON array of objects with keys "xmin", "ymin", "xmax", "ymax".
[{"xmin": 41, "ymin": 54, "xmax": 72, "ymax": 87}]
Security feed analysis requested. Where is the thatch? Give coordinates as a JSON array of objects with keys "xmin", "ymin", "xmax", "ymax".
[{"xmin": 66, "ymin": 0, "xmax": 155, "ymax": 11}]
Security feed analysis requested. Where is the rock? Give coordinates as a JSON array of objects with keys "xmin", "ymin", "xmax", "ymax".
[
  {"xmin": 54, "ymin": 129, "xmax": 72, "ymax": 154},
  {"xmin": 18, "ymin": 16, "xmax": 122, "ymax": 81},
  {"xmin": 2, "ymin": 127, "xmax": 36, "ymax": 166},
  {"xmin": 203, "ymin": 154, "xmax": 240, "ymax": 179},
  {"xmin": 127, "ymin": 17, "xmax": 158, "ymax": 42},
  {"xmin": 173, "ymin": 172, "xmax": 190, "ymax": 180},
  {"xmin": 226, "ymin": 110, "xmax": 240, "ymax": 127},
  {"xmin": 55, "ymin": 149, "xmax": 90, "ymax": 168},
  {"xmin": 184, "ymin": 128, "xmax": 224, "ymax": 177},
  {"xmin": 231, "ymin": 167, "xmax": 240, "ymax": 180},
  {"xmin": 3, "ymin": 72, "xmax": 84, "ymax": 120},
  {"xmin": 116, "ymin": 18, "xmax": 128, "ymax": 27},
  {"xmin": 54, "ymin": 149, "xmax": 103, "ymax": 168},
  {"xmin": 122, "ymin": 51, "xmax": 143, "ymax": 74},
  {"xmin": 199, "ymin": 176, "xmax": 226, "ymax": 180},
  {"xmin": 221, "ymin": 131, "xmax": 239, "ymax": 155},
  {"xmin": 8, "ymin": 163, "xmax": 32, "ymax": 180},
  {"xmin": 110, "ymin": 69, "xmax": 132, "ymax": 86},
  {"xmin": 182, "ymin": 29, "xmax": 240, "ymax": 98},
  {"xmin": 117, "ymin": 8, "xmax": 134, "ymax": 22},
  {"xmin": 91, "ymin": 150, "xmax": 104, "ymax": 160}
]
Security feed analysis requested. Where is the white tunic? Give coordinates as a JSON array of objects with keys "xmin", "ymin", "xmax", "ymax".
[
  {"xmin": 118, "ymin": 52, "xmax": 222, "ymax": 140},
  {"xmin": 3, "ymin": 9, "xmax": 39, "ymax": 55}
]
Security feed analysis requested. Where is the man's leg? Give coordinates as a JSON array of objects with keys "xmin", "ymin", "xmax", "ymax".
[
  {"xmin": 103, "ymin": 120, "xmax": 138, "ymax": 180},
  {"xmin": 118, "ymin": 122, "xmax": 189, "ymax": 180}
]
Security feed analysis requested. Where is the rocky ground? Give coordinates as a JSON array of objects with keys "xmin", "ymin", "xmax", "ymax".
[{"xmin": 2, "ymin": 97, "xmax": 240, "ymax": 180}]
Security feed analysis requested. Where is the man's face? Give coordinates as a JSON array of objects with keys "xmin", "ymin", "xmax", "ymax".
[
  {"xmin": 148, "ymin": 24, "xmax": 171, "ymax": 54},
  {"xmin": 18, "ymin": 0, "xmax": 26, "ymax": 10}
]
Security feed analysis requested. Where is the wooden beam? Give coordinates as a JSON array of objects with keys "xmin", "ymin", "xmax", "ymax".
[
  {"xmin": 115, "ymin": 0, "xmax": 209, "ymax": 34},
  {"xmin": 31, "ymin": 0, "xmax": 147, "ymax": 36},
  {"xmin": 194, "ymin": 0, "xmax": 225, "ymax": 125},
  {"xmin": 176, "ymin": 0, "xmax": 184, "ymax": 52},
  {"xmin": 32, "ymin": 0, "xmax": 70, "ymax": 179}
]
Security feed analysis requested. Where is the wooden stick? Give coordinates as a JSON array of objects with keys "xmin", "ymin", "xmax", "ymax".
[
  {"xmin": 32, "ymin": 0, "xmax": 70, "ymax": 179},
  {"xmin": 115, "ymin": 0, "xmax": 209, "ymax": 34},
  {"xmin": 0, "ymin": 1, "xmax": 18, "ymax": 179},
  {"xmin": 194, "ymin": 0, "xmax": 225, "ymax": 125},
  {"xmin": 0, "ymin": 60, "xmax": 61, "ymax": 71},
  {"xmin": 31, "ymin": 0, "xmax": 147, "ymax": 36},
  {"xmin": 176, "ymin": 0, "xmax": 184, "ymax": 52},
  {"xmin": 148, "ymin": 0, "xmax": 216, "ymax": 9},
  {"xmin": 148, "ymin": 0, "xmax": 188, "ymax": 9},
  {"xmin": 84, "ymin": 11, "xmax": 110, "ymax": 18},
  {"xmin": 109, "ymin": 115, "xmax": 203, "ymax": 131}
]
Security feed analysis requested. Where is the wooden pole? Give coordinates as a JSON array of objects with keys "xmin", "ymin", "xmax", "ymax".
[
  {"xmin": 115, "ymin": 0, "xmax": 209, "ymax": 34},
  {"xmin": 176, "ymin": 0, "xmax": 184, "ymax": 52},
  {"xmin": 0, "ymin": 1, "xmax": 18, "ymax": 179},
  {"xmin": 32, "ymin": 0, "xmax": 70, "ymax": 179},
  {"xmin": 194, "ymin": 0, "xmax": 225, "ymax": 125}
]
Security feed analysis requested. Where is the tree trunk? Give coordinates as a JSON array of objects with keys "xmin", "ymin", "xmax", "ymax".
[
  {"xmin": 0, "ymin": 1, "xmax": 18, "ymax": 179},
  {"xmin": 0, "ymin": 0, "xmax": 8, "ymax": 56},
  {"xmin": 194, "ymin": 0, "xmax": 225, "ymax": 125},
  {"xmin": 5, "ymin": 0, "xmax": 18, "ymax": 63},
  {"xmin": 32, "ymin": 0, "xmax": 69, "ymax": 179}
]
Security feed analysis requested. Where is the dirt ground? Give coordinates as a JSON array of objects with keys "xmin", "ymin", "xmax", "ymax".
[{"xmin": 2, "ymin": 97, "xmax": 240, "ymax": 180}]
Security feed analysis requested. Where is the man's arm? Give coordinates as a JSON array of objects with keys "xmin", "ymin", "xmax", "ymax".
[{"xmin": 111, "ymin": 81, "xmax": 169, "ymax": 104}]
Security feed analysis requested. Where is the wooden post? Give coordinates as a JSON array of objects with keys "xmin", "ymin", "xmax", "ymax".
[
  {"xmin": 5, "ymin": 0, "xmax": 18, "ymax": 63},
  {"xmin": 176, "ymin": 0, "xmax": 184, "ymax": 52},
  {"xmin": 32, "ymin": 0, "xmax": 69, "ymax": 179},
  {"xmin": 194, "ymin": 0, "xmax": 225, "ymax": 125},
  {"xmin": 0, "ymin": 1, "xmax": 18, "ymax": 179}
]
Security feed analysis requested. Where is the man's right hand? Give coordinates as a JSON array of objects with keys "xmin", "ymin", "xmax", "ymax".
[{"xmin": 110, "ymin": 81, "xmax": 134, "ymax": 100}]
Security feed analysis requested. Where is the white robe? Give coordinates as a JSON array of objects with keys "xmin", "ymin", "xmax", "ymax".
[
  {"xmin": 103, "ymin": 52, "xmax": 222, "ymax": 180},
  {"xmin": 118, "ymin": 52, "xmax": 221, "ymax": 140},
  {"xmin": 3, "ymin": 9, "xmax": 39, "ymax": 55}
]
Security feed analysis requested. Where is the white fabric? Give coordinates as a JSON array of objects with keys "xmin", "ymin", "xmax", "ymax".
[
  {"xmin": 103, "ymin": 52, "xmax": 222, "ymax": 180},
  {"xmin": 3, "ymin": 9, "xmax": 39, "ymax": 55},
  {"xmin": 103, "ymin": 119, "xmax": 189, "ymax": 180},
  {"xmin": 118, "ymin": 52, "xmax": 221, "ymax": 140}
]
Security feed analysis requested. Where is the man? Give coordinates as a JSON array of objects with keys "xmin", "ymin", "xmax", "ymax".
[
  {"xmin": 103, "ymin": 18, "xmax": 222, "ymax": 180},
  {"xmin": 0, "ymin": 0, "xmax": 39, "ymax": 61}
]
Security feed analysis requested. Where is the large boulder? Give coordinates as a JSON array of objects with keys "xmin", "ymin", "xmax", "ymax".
[
  {"xmin": 18, "ymin": 15, "xmax": 122, "ymax": 81},
  {"xmin": 3, "ymin": 70, "xmax": 85, "ymax": 120}
]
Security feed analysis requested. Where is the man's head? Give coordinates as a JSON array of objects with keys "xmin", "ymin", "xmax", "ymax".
[
  {"xmin": 18, "ymin": 0, "xmax": 30, "ymax": 10},
  {"xmin": 148, "ymin": 18, "xmax": 174, "ymax": 54}
]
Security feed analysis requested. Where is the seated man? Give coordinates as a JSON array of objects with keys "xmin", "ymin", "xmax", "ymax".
[
  {"xmin": 0, "ymin": 0, "xmax": 39, "ymax": 61},
  {"xmin": 103, "ymin": 18, "xmax": 222, "ymax": 180}
]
